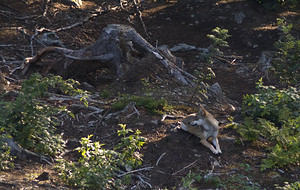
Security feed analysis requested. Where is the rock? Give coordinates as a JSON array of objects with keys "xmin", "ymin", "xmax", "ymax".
[
  {"xmin": 217, "ymin": 16, "xmax": 227, "ymax": 20},
  {"xmin": 36, "ymin": 172, "xmax": 49, "ymax": 181},
  {"xmin": 151, "ymin": 120, "xmax": 159, "ymax": 125},
  {"xmin": 236, "ymin": 66, "xmax": 250, "ymax": 77},
  {"xmin": 170, "ymin": 43, "xmax": 197, "ymax": 52},
  {"xmin": 267, "ymin": 171, "xmax": 281, "ymax": 179},
  {"xmin": 234, "ymin": 12, "xmax": 246, "ymax": 24},
  {"xmin": 258, "ymin": 51, "xmax": 276, "ymax": 79},
  {"xmin": 40, "ymin": 32, "xmax": 65, "ymax": 47},
  {"xmin": 136, "ymin": 122, "xmax": 144, "ymax": 126},
  {"xmin": 227, "ymin": 104, "xmax": 236, "ymax": 112},
  {"xmin": 208, "ymin": 82, "xmax": 223, "ymax": 96},
  {"xmin": 81, "ymin": 82, "xmax": 95, "ymax": 91}
]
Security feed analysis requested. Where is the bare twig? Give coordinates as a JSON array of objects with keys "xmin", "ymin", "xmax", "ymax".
[
  {"xmin": 204, "ymin": 171, "xmax": 236, "ymax": 178},
  {"xmin": 118, "ymin": 166, "xmax": 153, "ymax": 177},
  {"xmin": 136, "ymin": 174, "xmax": 152, "ymax": 189},
  {"xmin": 172, "ymin": 160, "xmax": 198, "ymax": 175},
  {"xmin": 93, "ymin": 108, "xmax": 111, "ymax": 141},
  {"xmin": 47, "ymin": 93, "xmax": 105, "ymax": 104},
  {"xmin": 52, "ymin": 6, "xmax": 119, "ymax": 33},
  {"xmin": 30, "ymin": 29, "xmax": 40, "ymax": 56},
  {"xmin": 4, "ymin": 76, "xmax": 18, "ymax": 83},
  {"xmin": 105, "ymin": 102, "xmax": 137, "ymax": 120},
  {"xmin": 125, "ymin": 103, "xmax": 140, "ymax": 118},
  {"xmin": 132, "ymin": 0, "xmax": 150, "ymax": 39},
  {"xmin": 0, "ymin": 44, "xmax": 17, "ymax": 47},
  {"xmin": 42, "ymin": 0, "xmax": 52, "ymax": 24},
  {"xmin": 0, "ymin": 10, "xmax": 15, "ymax": 17},
  {"xmin": 156, "ymin": 152, "xmax": 166, "ymax": 166}
]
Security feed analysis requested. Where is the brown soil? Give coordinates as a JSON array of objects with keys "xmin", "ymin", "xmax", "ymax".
[{"xmin": 0, "ymin": 0, "xmax": 299, "ymax": 189}]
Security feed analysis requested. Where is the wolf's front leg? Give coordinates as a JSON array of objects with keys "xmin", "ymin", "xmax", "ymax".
[
  {"xmin": 200, "ymin": 139, "xmax": 218, "ymax": 154},
  {"xmin": 212, "ymin": 137, "xmax": 222, "ymax": 154}
]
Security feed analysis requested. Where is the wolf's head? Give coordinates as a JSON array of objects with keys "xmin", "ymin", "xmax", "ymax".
[{"xmin": 197, "ymin": 104, "xmax": 219, "ymax": 130}]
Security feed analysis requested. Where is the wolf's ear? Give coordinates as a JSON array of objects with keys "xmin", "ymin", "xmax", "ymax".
[{"xmin": 199, "ymin": 104, "xmax": 207, "ymax": 116}]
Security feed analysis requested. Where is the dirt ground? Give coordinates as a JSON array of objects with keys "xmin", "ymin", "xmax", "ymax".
[{"xmin": 0, "ymin": 0, "xmax": 299, "ymax": 189}]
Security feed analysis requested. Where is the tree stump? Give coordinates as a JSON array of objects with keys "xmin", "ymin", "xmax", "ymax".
[{"xmin": 22, "ymin": 24, "xmax": 196, "ymax": 86}]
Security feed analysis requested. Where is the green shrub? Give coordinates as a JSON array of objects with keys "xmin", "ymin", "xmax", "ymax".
[
  {"xmin": 238, "ymin": 79, "xmax": 300, "ymax": 170},
  {"xmin": 56, "ymin": 124, "xmax": 145, "ymax": 189},
  {"xmin": 243, "ymin": 79, "xmax": 299, "ymax": 126},
  {"xmin": 0, "ymin": 73, "xmax": 88, "ymax": 157},
  {"xmin": 56, "ymin": 135, "xmax": 122, "ymax": 189},
  {"xmin": 272, "ymin": 18, "xmax": 300, "ymax": 85}
]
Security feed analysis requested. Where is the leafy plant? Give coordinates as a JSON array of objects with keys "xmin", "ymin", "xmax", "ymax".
[
  {"xmin": 56, "ymin": 124, "xmax": 145, "ymax": 189},
  {"xmin": 200, "ymin": 27, "xmax": 231, "ymax": 64},
  {"xmin": 272, "ymin": 18, "xmax": 300, "ymax": 85},
  {"xmin": 0, "ymin": 134, "xmax": 15, "ymax": 170},
  {"xmin": 0, "ymin": 73, "xmax": 88, "ymax": 157},
  {"xmin": 260, "ymin": 117, "xmax": 300, "ymax": 170},
  {"xmin": 181, "ymin": 170, "xmax": 260, "ymax": 190},
  {"xmin": 99, "ymin": 89, "xmax": 111, "ymax": 99},
  {"xmin": 115, "ymin": 124, "xmax": 145, "ymax": 169},
  {"xmin": 181, "ymin": 171, "xmax": 202, "ymax": 190},
  {"xmin": 276, "ymin": 181, "xmax": 300, "ymax": 190},
  {"xmin": 223, "ymin": 174, "xmax": 260, "ymax": 190},
  {"xmin": 239, "ymin": 79, "xmax": 300, "ymax": 170}
]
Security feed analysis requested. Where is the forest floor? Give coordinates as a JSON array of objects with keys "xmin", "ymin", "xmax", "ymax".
[{"xmin": 0, "ymin": 0, "xmax": 299, "ymax": 189}]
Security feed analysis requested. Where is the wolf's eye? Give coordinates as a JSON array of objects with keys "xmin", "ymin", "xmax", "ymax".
[{"xmin": 189, "ymin": 121, "xmax": 197, "ymax": 125}]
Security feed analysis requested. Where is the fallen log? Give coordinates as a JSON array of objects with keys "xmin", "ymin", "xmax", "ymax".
[
  {"xmin": 22, "ymin": 24, "xmax": 196, "ymax": 86},
  {"xmin": 3, "ymin": 137, "xmax": 52, "ymax": 165}
]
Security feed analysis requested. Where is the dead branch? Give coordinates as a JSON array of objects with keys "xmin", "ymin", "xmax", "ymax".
[
  {"xmin": 172, "ymin": 159, "xmax": 198, "ymax": 175},
  {"xmin": 133, "ymin": 0, "xmax": 150, "ymax": 39},
  {"xmin": 92, "ymin": 108, "xmax": 111, "ymax": 141},
  {"xmin": 47, "ymin": 93, "xmax": 105, "ymax": 104},
  {"xmin": 3, "ymin": 137, "xmax": 52, "ymax": 165},
  {"xmin": 42, "ymin": 0, "xmax": 52, "ymax": 24},
  {"xmin": 118, "ymin": 166, "xmax": 153, "ymax": 177},
  {"xmin": 156, "ymin": 152, "xmax": 166, "ymax": 166},
  {"xmin": 136, "ymin": 174, "xmax": 152, "ymax": 189}
]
